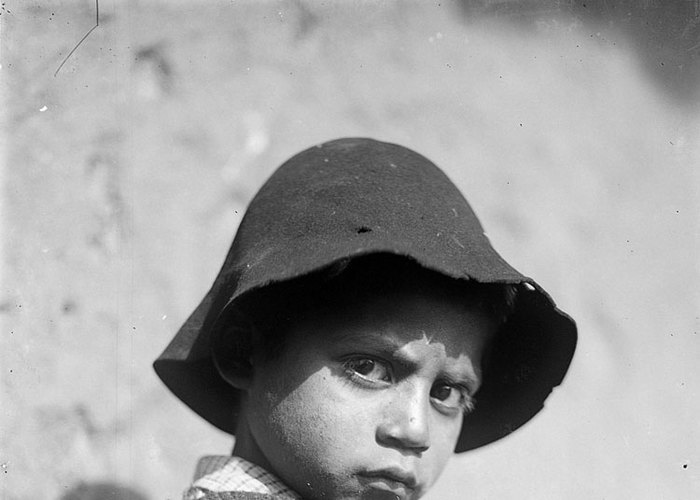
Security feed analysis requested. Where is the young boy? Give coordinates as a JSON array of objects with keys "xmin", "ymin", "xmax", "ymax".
[{"xmin": 154, "ymin": 138, "xmax": 577, "ymax": 500}]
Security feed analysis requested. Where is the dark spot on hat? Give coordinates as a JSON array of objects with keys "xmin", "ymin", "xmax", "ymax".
[{"xmin": 356, "ymin": 226, "xmax": 372, "ymax": 234}]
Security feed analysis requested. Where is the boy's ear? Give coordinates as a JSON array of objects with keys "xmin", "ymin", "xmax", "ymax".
[
  {"xmin": 215, "ymin": 355, "xmax": 254, "ymax": 391},
  {"xmin": 212, "ymin": 313, "xmax": 257, "ymax": 391}
]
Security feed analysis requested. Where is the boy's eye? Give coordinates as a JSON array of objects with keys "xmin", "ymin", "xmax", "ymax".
[
  {"xmin": 430, "ymin": 383, "xmax": 474, "ymax": 413},
  {"xmin": 344, "ymin": 358, "xmax": 391, "ymax": 383}
]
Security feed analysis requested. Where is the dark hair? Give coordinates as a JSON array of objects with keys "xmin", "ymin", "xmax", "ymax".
[{"xmin": 212, "ymin": 254, "xmax": 517, "ymax": 377}]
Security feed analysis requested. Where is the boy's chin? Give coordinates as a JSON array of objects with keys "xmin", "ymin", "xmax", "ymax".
[
  {"xmin": 302, "ymin": 479, "xmax": 423, "ymax": 500},
  {"xmin": 356, "ymin": 481, "xmax": 421, "ymax": 500}
]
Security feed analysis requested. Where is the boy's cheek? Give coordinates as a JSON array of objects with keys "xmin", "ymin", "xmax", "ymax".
[
  {"xmin": 265, "ymin": 365, "xmax": 372, "ymax": 434},
  {"xmin": 264, "ymin": 369, "xmax": 376, "ymax": 451},
  {"xmin": 250, "ymin": 371, "xmax": 373, "ymax": 491}
]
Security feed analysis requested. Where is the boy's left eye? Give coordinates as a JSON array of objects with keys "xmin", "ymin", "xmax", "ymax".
[
  {"xmin": 344, "ymin": 358, "xmax": 391, "ymax": 383},
  {"xmin": 430, "ymin": 383, "xmax": 473, "ymax": 413}
]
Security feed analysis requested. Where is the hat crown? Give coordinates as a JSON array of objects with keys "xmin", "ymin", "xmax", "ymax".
[{"xmin": 228, "ymin": 138, "xmax": 519, "ymax": 292}]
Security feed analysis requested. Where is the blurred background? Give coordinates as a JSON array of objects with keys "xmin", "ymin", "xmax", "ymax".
[{"xmin": 1, "ymin": 0, "xmax": 699, "ymax": 498}]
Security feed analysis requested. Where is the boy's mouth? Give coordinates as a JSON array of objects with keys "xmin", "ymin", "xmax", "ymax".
[{"xmin": 358, "ymin": 467, "xmax": 419, "ymax": 497}]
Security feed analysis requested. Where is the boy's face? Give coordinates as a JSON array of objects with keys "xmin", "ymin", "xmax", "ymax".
[{"xmin": 239, "ymin": 286, "xmax": 496, "ymax": 500}]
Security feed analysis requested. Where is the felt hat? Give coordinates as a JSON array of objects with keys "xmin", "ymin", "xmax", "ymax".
[{"xmin": 154, "ymin": 137, "xmax": 577, "ymax": 452}]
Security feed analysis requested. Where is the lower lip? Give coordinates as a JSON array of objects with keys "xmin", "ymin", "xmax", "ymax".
[{"xmin": 360, "ymin": 476, "xmax": 414, "ymax": 500}]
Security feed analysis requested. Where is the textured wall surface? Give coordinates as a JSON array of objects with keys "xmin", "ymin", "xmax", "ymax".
[{"xmin": 2, "ymin": 1, "xmax": 699, "ymax": 499}]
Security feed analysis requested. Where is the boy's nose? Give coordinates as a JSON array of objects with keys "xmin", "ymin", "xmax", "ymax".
[{"xmin": 376, "ymin": 388, "xmax": 431, "ymax": 453}]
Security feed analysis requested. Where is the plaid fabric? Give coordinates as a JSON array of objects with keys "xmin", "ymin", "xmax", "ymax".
[{"xmin": 183, "ymin": 456, "xmax": 300, "ymax": 500}]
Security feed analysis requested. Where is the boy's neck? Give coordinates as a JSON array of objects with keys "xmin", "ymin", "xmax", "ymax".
[{"xmin": 232, "ymin": 414, "xmax": 275, "ymax": 475}]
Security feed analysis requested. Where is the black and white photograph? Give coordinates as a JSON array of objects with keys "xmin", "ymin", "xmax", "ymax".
[{"xmin": 2, "ymin": 1, "xmax": 699, "ymax": 499}]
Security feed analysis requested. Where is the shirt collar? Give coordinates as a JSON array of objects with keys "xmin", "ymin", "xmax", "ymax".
[{"xmin": 184, "ymin": 455, "xmax": 300, "ymax": 500}]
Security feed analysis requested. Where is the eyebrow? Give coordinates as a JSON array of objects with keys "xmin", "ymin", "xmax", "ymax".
[
  {"xmin": 334, "ymin": 329, "xmax": 406, "ymax": 352},
  {"xmin": 332, "ymin": 330, "xmax": 481, "ymax": 391}
]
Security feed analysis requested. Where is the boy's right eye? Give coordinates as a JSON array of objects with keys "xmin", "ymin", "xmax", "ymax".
[{"xmin": 343, "ymin": 358, "xmax": 392, "ymax": 384}]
